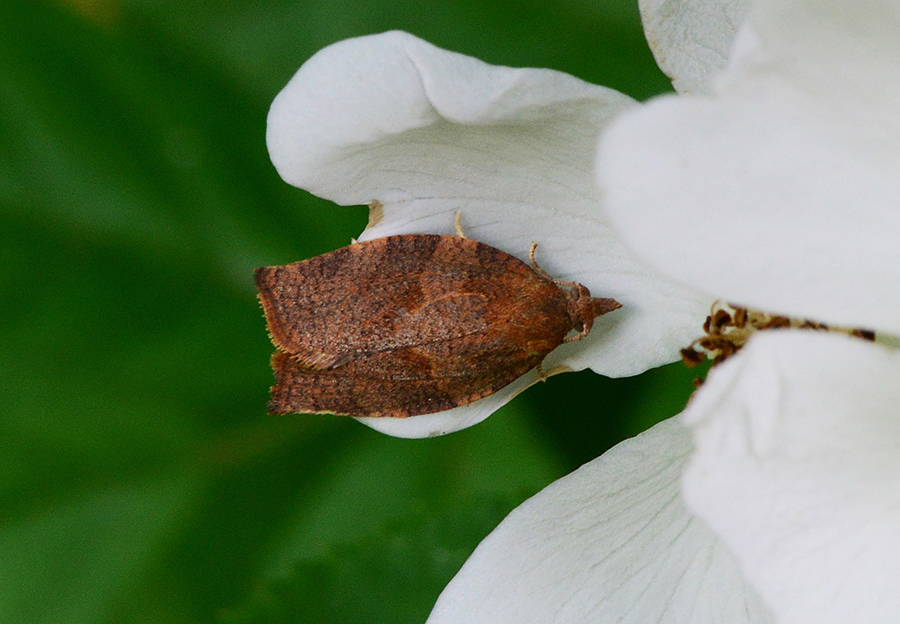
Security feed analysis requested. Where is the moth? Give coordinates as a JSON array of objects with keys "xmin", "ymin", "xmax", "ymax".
[{"xmin": 255, "ymin": 234, "xmax": 620, "ymax": 417}]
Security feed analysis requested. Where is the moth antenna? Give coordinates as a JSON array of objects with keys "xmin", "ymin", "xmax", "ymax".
[
  {"xmin": 529, "ymin": 242, "xmax": 580, "ymax": 290},
  {"xmin": 528, "ymin": 242, "xmax": 550, "ymax": 279}
]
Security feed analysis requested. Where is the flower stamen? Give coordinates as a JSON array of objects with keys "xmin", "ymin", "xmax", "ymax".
[{"xmin": 682, "ymin": 302, "xmax": 874, "ymax": 383}]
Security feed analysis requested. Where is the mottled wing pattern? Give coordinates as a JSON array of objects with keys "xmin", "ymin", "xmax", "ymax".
[
  {"xmin": 257, "ymin": 234, "xmax": 582, "ymax": 417},
  {"xmin": 267, "ymin": 333, "xmax": 544, "ymax": 418},
  {"xmin": 256, "ymin": 235, "xmax": 554, "ymax": 368}
]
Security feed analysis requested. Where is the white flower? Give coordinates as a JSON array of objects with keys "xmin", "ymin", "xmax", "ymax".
[
  {"xmin": 264, "ymin": 0, "xmax": 801, "ymax": 618},
  {"xmin": 600, "ymin": 0, "xmax": 900, "ymax": 332},
  {"xmin": 681, "ymin": 331, "xmax": 900, "ymax": 624},
  {"xmin": 639, "ymin": 0, "xmax": 750, "ymax": 95},
  {"xmin": 598, "ymin": 0, "xmax": 900, "ymax": 622},
  {"xmin": 264, "ymin": 3, "xmax": 828, "ymax": 620},
  {"xmin": 266, "ymin": 30, "xmax": 708, "ymax": 438},
  {"xmin": 427, "ymin": 417, "xmax": 773, "ymax": 624}
]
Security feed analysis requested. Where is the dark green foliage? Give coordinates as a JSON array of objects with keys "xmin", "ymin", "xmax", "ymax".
[
  {"xmin": 1, "ymin": 1, "xmax": 687, "ymax": 622},
  {"xmin": 222, "ymin": 497, "xmax": 517, "ymax": 624}
]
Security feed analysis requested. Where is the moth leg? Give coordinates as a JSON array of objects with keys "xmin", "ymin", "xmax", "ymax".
[
  {"xmin": 454, "ymin": 211, "xmax": 467, "ymax": 239},
  {"xmin": 536, "ymin": 359, "xmax": 549, "ymax": 381},
  {"xmin": 563, "ymin": 326, "xmax": 590, "ymax": 343}
]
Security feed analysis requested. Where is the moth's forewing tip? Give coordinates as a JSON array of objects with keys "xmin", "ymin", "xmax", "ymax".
[
  {"xmin": 253, "ymin": 265, "xmax": 274, "ymax": 289},
  {"xmin": 254, "ymin": 267, "xmax": 278, "ymax": 322}
]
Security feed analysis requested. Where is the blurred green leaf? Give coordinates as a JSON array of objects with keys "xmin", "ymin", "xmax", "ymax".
[
  {"xmin": 1, "ymin": 0, "xmax": 690, "ymax": 622},
  {"xmin": 222, "ymin": 496, "xmax": 518, "ymax": 624},
  {"xmin": 0, "ymin": 475, "xmax": 201, "ymax": 624},
  {"xmin": 115, "ymin": 0, "xmax": 671, "ymax": 100},
  {"xmin": 264, "ymin": 410, "xmax": 565, "ymax": 577}
]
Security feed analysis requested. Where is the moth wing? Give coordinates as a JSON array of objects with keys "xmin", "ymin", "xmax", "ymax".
[
  {"xmin": 267, "ymin": 332, "xmax": 546, "ymax": 418},
  {"xmin": 256, "ymin": 235, "xmax": 541, "ymax": 369}
]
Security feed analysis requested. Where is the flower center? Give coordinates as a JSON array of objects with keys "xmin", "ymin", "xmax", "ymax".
[{"xmin": 681, "ymin": 302, "xmax": 875, "ymax": 380}]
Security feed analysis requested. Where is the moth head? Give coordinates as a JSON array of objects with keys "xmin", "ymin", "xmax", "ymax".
[{"xmin": 565, "ymin": 284, "xmax": 621, "ymax": 339}]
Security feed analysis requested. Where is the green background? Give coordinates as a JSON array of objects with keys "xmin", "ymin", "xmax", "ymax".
[{"xmin": 2, "ymin": 0, "xmax": 698, "ymax": 622}]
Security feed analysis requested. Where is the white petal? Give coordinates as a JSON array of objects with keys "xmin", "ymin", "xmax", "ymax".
[
  {"xmin": 599, "ymin": 0, "xmax": 900, "ymax": 334},
  {"xmin": 682, "ymin": 330, "xmax": 900, "ymax": 624},
  {"xmin": 356, "ymin": 372, "xmax": 536, "ymax": 438},
  {"xmin": 267, "ymin": 30, "xmax": 635, "ymax": 208},
  {"xmin": 268, "ymin": 31, "xmax": 708, "ymax": 377},
  {"xmin": 268, "ymin": 31, "xmax": 711, "ymax": 437},
  {"xmin": 639, "ymin": 0, "xmax": 750, "ymax": 94},
  {"xmin": 427, "ymin": 418, "xmax": 773, "ymax": 624}
]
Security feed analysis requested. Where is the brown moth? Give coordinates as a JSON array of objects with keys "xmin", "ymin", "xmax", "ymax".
[{"xmin": 255, "ymin": 234, "xmax": 620, "ymax": 418}]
